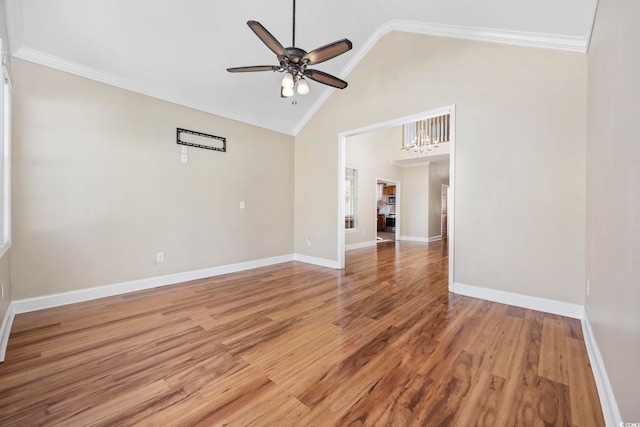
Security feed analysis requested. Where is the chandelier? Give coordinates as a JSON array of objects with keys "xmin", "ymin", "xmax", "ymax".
[{"xmin": 402, "ymin": 114, "xmax": 450, "ymax": 156}]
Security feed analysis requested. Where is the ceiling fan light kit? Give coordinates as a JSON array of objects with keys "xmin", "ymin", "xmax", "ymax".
[{"xmin": 227, "ymin": 0, "xmax": 352, "ymax": 99}]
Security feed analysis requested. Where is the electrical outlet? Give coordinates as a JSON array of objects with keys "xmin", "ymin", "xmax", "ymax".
[
  {"xmin": 156, "ymin": 252, "xmax": 165, "ymax": 263},
  {"xmin": 306, "ymin": 237, "xmax": 311, "ymax": 247},
  {"xmin": 181, "ymin": 146, "xmax": 188, "ymax": 154},
  {"xmin": 181, "ymin": 154, "xmax": 188, "ymax": 163},
  {"xmin": 240, "ymin": 201, "xmax": 245, "ymax": 209},
  {"xmin": 587, "ymin": 279, "xmax": 590, "ymax": 296}
]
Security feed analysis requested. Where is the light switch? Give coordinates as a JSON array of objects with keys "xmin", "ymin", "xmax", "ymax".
[
  {"xmin": 181, "ymin": 154, "xmax": 188, "ymax": 163},
  {"xmin": 240, "ymin": 201, "xmax": 245, "ymax": 209},
  {"xmin": 181, "ymin": 146, "xmax": 188, "ymax": 154}
]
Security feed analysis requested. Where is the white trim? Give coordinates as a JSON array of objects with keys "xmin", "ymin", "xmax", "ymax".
[
  {"xmin": 293, "ymin": 253, "xmax": 339, "ymax": 269},
  {"xmin": 582, "ymin": 308, "xmax": 622, "ymax": 427},
  {"xmin": 12, "ymin": 47, "xmax": 294, "ymax": 136},
  {"xmin": 399, "ymin": 236, "xmax": 429, "ymax": 243},
  {"xmin": 452, "ymin": 282, "xmax": 584, "ymax": 319},
  {"xmin": 11, "ymin": 254, "xmax": 294, "ymax": 315},
  {"xmin": 398, "ymin": 235, "xmax": 441, "ymax": 243},
  {"xmin": 383, "ymin": 20, "xmax": 587, "ymax": 52},
  {"xmin": 345, "ymin": 240, "xmax": 377, "ymax": 251},
  {"xmin": 7, "ymin": 18, "xmax": 586, "ymax": 137},
  {"xmin": 447, "ymin": 107, "xmax": 456, "ymax": 293},
  {"xmin": 0, "ymin": 40, "xmax": 11, "ymax": 261},
  {"xmin": 293, "ymin": 21, "xmax": 587, "ymax": 135},
  {"xmin": 338, "ymin": 133, "xmax": 346, "ymax": 269},
  {"xmin": 2, "ymin": 253, "xmax": 344, "ymax": 361},
  {"xmin": 0, "ymin": 302, "xmax": 15, "ymax": 362}
]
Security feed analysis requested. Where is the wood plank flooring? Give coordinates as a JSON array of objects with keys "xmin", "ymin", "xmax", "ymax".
[{"xmin": 0, "ymin": 240, "xmax": 604, "ymax": 426}]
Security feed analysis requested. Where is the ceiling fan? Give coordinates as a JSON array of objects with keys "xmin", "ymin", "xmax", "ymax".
[{"xmin": 226, "ymin": 0, "xmax": 353, "ymax": 98}]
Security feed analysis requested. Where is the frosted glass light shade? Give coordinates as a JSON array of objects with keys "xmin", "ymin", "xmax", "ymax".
[
  {"xmin": 297, "ymin": 79, "xmax": 309, "ymax": 94},
  {"xmin": 282, "ymin": 86, "xmax": 294, "ymax": 97},
  {"xmin": 281, "ymin": 73, "xmax": 294, "ymax": 89}
]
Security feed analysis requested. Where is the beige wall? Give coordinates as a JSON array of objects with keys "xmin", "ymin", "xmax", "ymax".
[
  {"xmin": 295, "ymin": 31, "xmax": 587, "ymax": 304},
  {"xmin": 400, "ymin": 165, "xmax": 429, "ymax": 239},
  {"xmin": 586, "ymin": 0, "xmax": 640, "ymax": 420},
  {"xmin": 11, "ymin": 59, "xmax": 294, "ymax": 299},
  {"xmin": 345, "ymin": 126, "xmax": 402, "ymax": 246},
  {"xmin": 428, "ymin": 161, "xmax": 449, "ymax": 238}
]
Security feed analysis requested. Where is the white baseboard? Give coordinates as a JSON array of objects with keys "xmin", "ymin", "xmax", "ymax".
[
  {"xmin": 399, "ymin": 236, "xmax": 427, "ymax": 242},
  {"xmin": 0, "ymin": 258, "xmax": 621, "ymax": 427},
  {"xmin": 399, "ymin": 235, "xmax": 442, "ymax": 243},
  {"xmin": 3, "ymin": 252, "xmax": 343, "ymax": 361},
  {"xmin": 345, "ymin": 240, "xmax": 377, "ymax": 251},
  {"xmin": 293, "ymin": 253, "xmax": 340, "ymax": 269},
  {"xmin": 11, "ymin": 254, "xmax": 295, "ymax": 315},
  {"xmin": 452, "ymin": 282, "xmax": 584, "ymax": 319},
  {"xmin": 582, "ymin": 309, "xmax": 622, "ymax": 427},
  {"xmin": 0, "ymin": 303, "xmax": 15, "ymax": 362}
]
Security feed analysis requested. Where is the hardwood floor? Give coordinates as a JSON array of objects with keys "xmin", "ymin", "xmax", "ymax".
[{"xmin": 0, "ymin": 241, "xmax": 604, "ymax": 426}]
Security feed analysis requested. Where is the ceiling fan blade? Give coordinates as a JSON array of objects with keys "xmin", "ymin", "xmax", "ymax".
[
  {"xmin": 247, "ymin": 20, "xmax": 288, "ymax": 58},
  {"xmin": 227, "ymin": 65, "xmax": 280, "ymax": 73},
  {"xmin": 305, "ymin": 69, "xmax": 348, "ymax": 89},
  {"xmin": 302, "ymin": 39, "xmax": 353, "ymax": 65}
]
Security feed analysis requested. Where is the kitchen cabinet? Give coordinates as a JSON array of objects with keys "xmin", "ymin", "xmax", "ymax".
[
  {"xmin": 377, "ymin": 214, "xmax": 385, "ymax": 231},
  {"xmin": 382, "ymin": 185, "xmax": 396, "ymax": 204}
]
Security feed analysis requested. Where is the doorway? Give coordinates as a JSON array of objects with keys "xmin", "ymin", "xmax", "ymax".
[
  {"xmin": 376, "ymin": 179, "xmax": 398, "ymax": 243},
  {"xmin": 337, "ymin": 105, "xmax": 456, "ymax": 292}
]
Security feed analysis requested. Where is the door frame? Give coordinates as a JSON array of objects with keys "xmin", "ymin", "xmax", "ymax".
[
  {"xmin": 375, "ymin": 178, "xmax": 400, "ymax": 242},
  {"xmin": 337, "ymin": 105, "xmax": 456, "ymax": 292}
]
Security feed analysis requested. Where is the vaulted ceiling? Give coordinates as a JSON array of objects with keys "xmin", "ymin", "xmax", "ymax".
[{"xmin": 4, "ymin": 0, "xmax": 597, "ymax": 135}]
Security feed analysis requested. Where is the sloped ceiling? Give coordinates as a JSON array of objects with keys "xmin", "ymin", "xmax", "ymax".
[{"xmin": 4, "ymin": 0, "xmax": 597, "ymax": 135}]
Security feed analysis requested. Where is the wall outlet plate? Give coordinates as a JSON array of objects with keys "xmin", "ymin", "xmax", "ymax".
[{"xmin": 156, "ymin": 252, "xmax": 165, "ymax": 263}]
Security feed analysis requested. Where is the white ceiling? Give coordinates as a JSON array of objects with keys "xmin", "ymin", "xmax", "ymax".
[{"xmin": 4, "ymin": 0, "xmax": 597, "ymax": 135}]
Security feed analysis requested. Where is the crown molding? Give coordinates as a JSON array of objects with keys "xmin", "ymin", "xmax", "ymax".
[
  {"xmin": 12, "ymin": 47, "xmax": 295, "ymax": 136},
  {"xmin": 386, "ymin": 20, "xmax": 587, "ymax": 53},
  {"xmin": 11, "ymin": 18, "xmax": 587, "ymax": 138},
  {"xmin": 293, "ymin": 20, "xmax": 588, "ymax": 135}
]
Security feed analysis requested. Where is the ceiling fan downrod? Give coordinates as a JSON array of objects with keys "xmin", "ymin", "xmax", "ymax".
[{"xmin": 292, "ymin": 0, "xmax": 296, "ymax": 47}]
